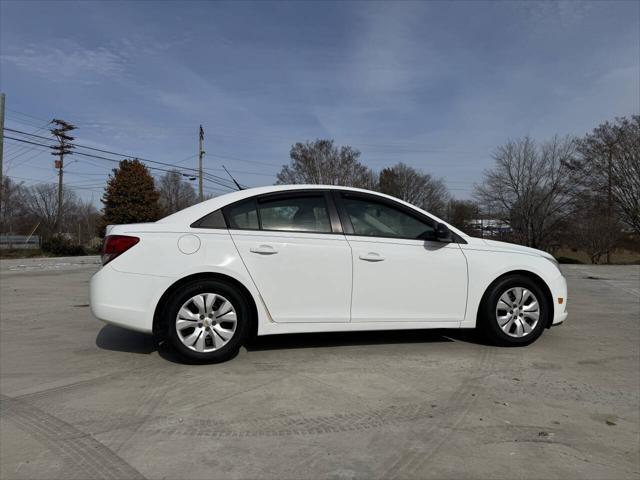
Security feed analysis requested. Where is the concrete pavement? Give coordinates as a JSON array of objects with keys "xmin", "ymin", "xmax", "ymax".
[{"xmin": 0, "ymin": 262, "xmax": 638, "ymax": 479}]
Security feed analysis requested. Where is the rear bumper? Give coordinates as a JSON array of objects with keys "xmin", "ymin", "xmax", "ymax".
[{"xmin": 90, "ymin": 265, "xmax": 168, "ymax": 334}]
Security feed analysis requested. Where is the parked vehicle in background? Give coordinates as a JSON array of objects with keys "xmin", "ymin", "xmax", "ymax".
[{"xmin": 90, "ymin": 185, "xmax": 568, "ymax": 363}]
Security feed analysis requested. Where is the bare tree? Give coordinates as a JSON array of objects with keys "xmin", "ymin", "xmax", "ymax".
[
  {"xmin": 23, "ymin": 184, "xmax": 78, "ymax": 239},
  {"xmin": 66, "ymin": 199, "xmax": 101, "ymax": 244},
  {"xmin": 568, "ymin": 116, "xmax": 640, "ymax": 235},
  {"xmin": 19, "ymin": 183, "xmax": 85, "ymax": 240},
  {"xmin": 568, "ymin": 191, "xmax": 621, "ymax": 264},
  {"xmin": 0, "ymin": 177, "xmax": 28, "ymax": 234},
  {"xmin": 277, "ymin": 139, "xmax": 373, "ymax": 188},
  {"xmin": 158, "ymin": 169, "xmax": 198, "ymax": 215},
  {"xmin": 474, "ymin": 136, "xmax": 575, "ymax": 249},
  {"xmin": 379, "ymin": 162, "xmax": 449, "ymax": 217}
]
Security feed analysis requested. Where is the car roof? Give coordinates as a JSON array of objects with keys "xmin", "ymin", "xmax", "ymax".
[{"xmin": 156, "ymin": 184, "xmax": 469, "ymax": 238}]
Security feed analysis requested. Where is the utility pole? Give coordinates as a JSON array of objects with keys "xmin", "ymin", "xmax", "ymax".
[
  {"xmin": 0, "ymin": 93, "xmax": 5, "ymax": 209},
  {"xmin": 50, "ymin": 119, "xmax": 75, "ymax": 233},
  {"xmin": 198, "ymin": 125, "xmax": 205, "ymax": 202}
]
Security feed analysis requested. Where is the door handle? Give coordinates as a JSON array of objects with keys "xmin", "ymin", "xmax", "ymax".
[
  {"xmin": 359, "ymin": 252, "xmax": 384, "ymax": 262},
  {"xmin": 250, "ymin": 244, "xmax": 278, "ymax": 255}
]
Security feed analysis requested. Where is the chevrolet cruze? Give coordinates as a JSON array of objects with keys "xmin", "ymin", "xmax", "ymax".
[{"xmin": 90, "ymin": 185, "xmax": 568, "ymax": 362}]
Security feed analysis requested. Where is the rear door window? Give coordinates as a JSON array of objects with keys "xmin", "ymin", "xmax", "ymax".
[
  {"xmin": 258, "ymin": 194, "xmax": 332, "ymax": 233},
  {"xmin": 226, "ymin": 199, "xmax": 259, "ymax": 230}
]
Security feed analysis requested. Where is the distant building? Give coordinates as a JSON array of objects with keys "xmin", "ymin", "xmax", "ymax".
[{"xmin": 468, "ymin": 219, "xmax": 511, "ymax": 237}]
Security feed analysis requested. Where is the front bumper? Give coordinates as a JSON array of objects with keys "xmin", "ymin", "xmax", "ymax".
[
  {"xmin": 550, "ymin": 273, "xmax": 568, "ymax": 326},
  {"xmin": 90, "ymin": 264, "xmax": 169, "ymax": 334}
]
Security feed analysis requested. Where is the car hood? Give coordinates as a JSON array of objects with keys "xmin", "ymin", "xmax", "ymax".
[{"xmin": 465, "ymin": 237, "xmax": 555, "ymax": 260}]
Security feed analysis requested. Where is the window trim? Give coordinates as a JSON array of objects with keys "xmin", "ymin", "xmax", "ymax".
[
  {"xmin": 216, "ymin": 190, "xmax": 344, "ymax": 235},
  {"xmin": 189, "ymin": 189, "xmax": 465, "ymax": 243},
  {"xmin": 332, "ymin": 190, "xmax": 466, "ymax": 244}
]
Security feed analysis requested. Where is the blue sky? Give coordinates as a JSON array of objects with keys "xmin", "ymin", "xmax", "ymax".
[{"xmin": 1, "ymin": 0, "xmax": 638, "ymax": 204}]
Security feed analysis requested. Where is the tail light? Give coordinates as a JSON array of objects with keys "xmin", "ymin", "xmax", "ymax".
[{"xmin": 101, "ymin": 235, "xmax": 140, "ymax": 266}]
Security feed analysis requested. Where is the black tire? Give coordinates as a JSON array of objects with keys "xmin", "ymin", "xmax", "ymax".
[
  {"xmin": 480, "ymin": 274, "xmax": 550, "ymax": 346},
  {"xmin": 163, "ymin": 279, "xmax": 251, "ymax": 363}
]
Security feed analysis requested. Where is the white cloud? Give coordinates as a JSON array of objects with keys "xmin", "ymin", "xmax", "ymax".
[
  {"xmin": 1, "ymin": 41, "xmax": 128, "ymax": 82},
  {"xmin": 0, "ymin": 32, "xmax": 191, "ymax": 84},
  {"xmin": 501, "ymin": 0, "xmax": 596, "ymax": 27},
  {"xmin": 347, "ymin": 2, "xmax": 439, "ymax": 97}
]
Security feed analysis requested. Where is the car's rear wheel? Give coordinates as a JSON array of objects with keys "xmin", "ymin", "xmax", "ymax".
[
  {"xmin": 480, "ymin": 274, "xmax": 549, "ymax": 346},
  {"xmin": 164, "ymin": 279, "xmax": 250, "ymax": 363}
]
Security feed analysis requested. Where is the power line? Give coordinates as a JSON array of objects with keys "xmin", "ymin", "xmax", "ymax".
[
  {"xmin": 8, "ymin": 173, "xmax": 230, "ymax": 197},
  {"xmin": 4, "ymin": 132, "xmax": 478, "ymax": 182},
  {"xmin": 65, "ymin": 159, "xmax": 234, "ymax": 194},
  {"xmin": 6, "ymin": 108, "xmax": 49, "ymax": 123},
  {"xmin": 8, "ymin": 175, "xmax": 105, "ymax": 194},
  {"xmin": 4, "ymin": 127, "xmax": 53, "ymax": 142},
  {"xmin": 207, "ymin": 152, "xmax": 281, "ymax": 168},
  {"xmin": 66, "ymin": 171, "xmax": 115, "ymax": 177},
  {"xmin": 4, "ymin": 134, "xmax": 236, "ymax": 191},
  {"xmin": 6, "ymin": 115, "xmax": 493, "ymax": 161},
  {"xmin": 210, "ymin": 168, "xmax": 275, "ymax": 178},
  {"xmin": 170, "ymin": 123, "xmax": 493, "ymax": 154},
  {"xmin": 69, "ymin": 144, "xmax": 237, "ymax": 186},
  {"xmin": 7, "ymin": 174, "xmax": 60, "ymax": 184},
  {"xmin": 5, "ymin": 127, "xmax": 238, "ymax": 188},
  {"xmin": 74, "ymin": 152, "xmax": 235, "ymax": 191},
  {"xmin": 174, "ymin": 153, "xmax": 198, "ymax": 165},
  {"xmin": 7, "ymin": 129, "xmax": 282, "ymax": 189},
  {"xmin": 71, "ymin": 151, "xmax": 234, "ymax": 190},
  {"xmin": 4, "ymin": 123, "xmax": 50, "ymax": 159},
  {"xmin": 5, "ymin": 114, "xmax": 45, "ymax": 130},
  {"xmin": 8, "ymin": 150, "xmax": 48, "ymax": 171},
  {"xmin": 4, "ymin": 136, "xmax": 54, "ymax": 149}
]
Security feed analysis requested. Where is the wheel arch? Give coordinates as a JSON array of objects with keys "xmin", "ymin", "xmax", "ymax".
[
  {"xmin": 152, "ymin": 272, "xmax": 259, "ymax": 339},
  {"xmin": 477, "ymin": 269, "xmax": 555, "ymax": 328}
]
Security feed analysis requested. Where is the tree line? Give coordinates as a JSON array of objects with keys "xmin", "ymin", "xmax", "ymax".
[
  {"xmin": 475, "ymin": 116, "xmax": 638, "ymax": 262},
  {"xmin": 277, "ymin": 117, "xmax": 639, "ymax": 263},
  {"xmin": 1, "ymin": 115, "xmax": 637, "ymax": 263},
  {"xmin": 0, "ymin": 161, "xmax": 198, "ymax": 251}
]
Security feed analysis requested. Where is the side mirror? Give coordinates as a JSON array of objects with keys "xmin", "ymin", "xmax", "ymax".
[{"xmin": 435, "ymin": 223, "xmax": 453, "ymax": 242}]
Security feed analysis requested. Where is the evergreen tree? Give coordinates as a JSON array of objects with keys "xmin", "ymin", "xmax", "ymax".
[{"xmin": 100, "ymin": 159, "xmax": 162, "ymax": 235}]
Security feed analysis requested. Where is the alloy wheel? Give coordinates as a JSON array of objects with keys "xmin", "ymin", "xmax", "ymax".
[
  {"xmin": 175, "ymin": 293, "xmax": 237, "ymax": 352},
  {"xmin": 495, "ymin": 287, "xmax": 540, "ymax": 338}
]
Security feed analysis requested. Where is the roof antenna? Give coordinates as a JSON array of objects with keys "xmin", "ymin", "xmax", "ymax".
[{"xmin": 222, "ymin": 165, "xmax": 244, "ymax": 190}]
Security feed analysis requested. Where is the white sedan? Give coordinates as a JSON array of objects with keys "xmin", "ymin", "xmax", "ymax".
[{"xmin": 90, "ymin": 185, "xmax": 568, "ymax": 362}]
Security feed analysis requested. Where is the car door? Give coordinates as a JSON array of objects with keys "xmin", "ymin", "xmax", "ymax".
[
  {"xmin": 226, "ymin": 191, "xmax": 352, "ymax": 323},
  {"xmin": 335, "ymin": 192, "xmax": 468, "ymax": 323}
]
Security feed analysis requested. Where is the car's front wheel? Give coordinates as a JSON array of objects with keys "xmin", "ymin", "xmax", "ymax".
[
  {"xmin": 164, "ymin": 279, "xmax": 250, "ymax": 363},
  {"xmin": 480, "ymin": 274, "xmax": 550, "ymax": 346}
]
